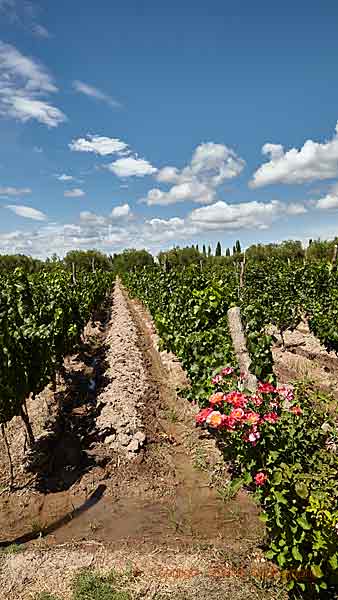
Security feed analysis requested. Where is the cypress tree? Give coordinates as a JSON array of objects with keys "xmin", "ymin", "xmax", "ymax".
[
  {"xmin": 226, "ymin": 248, "xmax": 230, "ymax": 257},
  {"xmin": 235, "ymin": 239, "xmax": 241, "ymax": 254},
  {"xmin": 202, "ymin": 244, "xmax": 206, "ymax": 255},
  {"xmin": 215, "ymin": 241, "xmax": 222, "ymax": 256},
  {"xmin": 208, "ymin": 245, "xmax": 212, "ymax": 257}
]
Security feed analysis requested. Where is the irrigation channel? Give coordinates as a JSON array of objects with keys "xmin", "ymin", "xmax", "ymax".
[{"xmin": 0, "ymin": 280, "xmax": 286, "ymax": 600}]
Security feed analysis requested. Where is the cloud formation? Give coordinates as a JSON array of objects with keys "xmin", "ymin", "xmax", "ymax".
[
  {"xmin": 0, "ymin": 196, "xmax": 307, "ymax": 258},
  {"xmin": 143, "ymin": 142, "xmax": 245, "ymax": 205},
  {"xmin": 251, "ymin": 122, "xmax": 338, "ymax": 188},
  {"xmin": 0, "ymin": 41, "xmax": 66, "ymax": 127},
  {"xmin": 316, "ymin": 183, "xmax": 338, "ymax": 210},
  {"xmin": 107, "ymin": 156, "xmax": 157, "ymax": 178},
  {"xmin": 64, "ymin": 188, "xmax": 85, "ymax": 198},
  {"xmin": 111, "ymin": 203, "xmax": 131, "ymax": 218},
  {"xmin": 69, "ymin": 135, "xmax": 128, "ymax": 156},
  {"xmin": 73, "ymin": 81, "xmax": 121, "ymax": 108},
  {"xmin": 0, "ymin": 186, "xmax": 31, "ymax": 196},
  {"xmin": 5, "ymin": 204, "xmax": 47, "ymax": 220},
  {"xmin": 56, "ymin": 174, "xmax": 75, "ymax": 182}
]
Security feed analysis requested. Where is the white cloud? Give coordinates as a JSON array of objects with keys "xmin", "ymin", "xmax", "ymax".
[
  {"xmin": 64, "ymin": 188, "xmax": 85, "ymax": 198},
  {"xmin": 107, "ymin": 156, "xmax": 157, "ymax": 177},
  {"xmin": 80, "ymin": 211, "xmax": 106, "ymax": 226},
  {"xmin": 286, "ymin": 202, "xmax": 308, "ymax": 215},
  {"xmin": 0, "ymin": 41, "xmax": 66, "ymax": 127},
  {"xmin": 69, "ymin": 134, "xmax": 129, "ymax": 156},
  {"xmin": 251, "ymin": 122, "xmax": 338, "ymax": 188},
  {"xmin": 111, "ymin": 203, "xmax": 131, "ymax": 218},
  {"xmin": 0, "ymin": 186, "xmax": 31, "ymax": 196},
  {"xmin": 189, "ymin": 200, "xmax": 284, "ymax": 230},
  {"xmin": 144, "ymin": 142, "xmax": 245, "ymax": 206},
  {"xmin": 56, "ymin": 174, "xmax": 75, "ymax": 182},
  {"xmin": 5, "ymin": 204, "xmax": 47, "ymax": 220},
  {"xmin": 145, "ymin": 181, "xmax": 216, "ymax": 206},
  {"xmin": 315, "ymin": 183, "xmax": 338, "ymax": 210},
  {"xmin": 73, "ymin": 80, "xmax": 121, "ymax": 108}
]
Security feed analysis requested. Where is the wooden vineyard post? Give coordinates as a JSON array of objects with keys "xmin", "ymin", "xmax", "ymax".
[
  {"xmin": 72, "ymin": 261, "xmax": 77, "ymax": 285},
  {"xmin": 238, "ymin": 251, "xmax": 246, "ymax": 299},
  {"xmin": 332, "ymin": 244, "xmax": 338, "ymax": 266},
  {"xmin": 227, "ymin": 306, "xmax": 257, "ymax": 392}
]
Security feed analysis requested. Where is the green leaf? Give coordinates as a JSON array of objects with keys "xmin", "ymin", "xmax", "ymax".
[
  {"xmin": 292, "ymin": 546, "xmax": 302, "ymax": 561},
  {"xmin": 274, "ymin": 491, "xmax": 288, "ymax": 505},
  {"xmin": 296, "ymin": 515, "xmax": 311, "ymax": 530},
  {"xmin": 329, "ymin": 554, "xmax": 338, "ymax": 570},
  {"xmin": 295, "ymin": 482, "xmax": 309, "ymax": 499},
  {"xmin": 272, "ymin": 470, "xmax": 283, "ymax": 485},
  {"xmin": 310, "ymin": 564, "xmax": 324, "ymax": 579}
]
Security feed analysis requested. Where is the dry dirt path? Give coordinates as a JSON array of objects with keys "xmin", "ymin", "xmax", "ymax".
[{"xmin": 0, "ymin": 280, "xmax": 285, "ymax": 600}]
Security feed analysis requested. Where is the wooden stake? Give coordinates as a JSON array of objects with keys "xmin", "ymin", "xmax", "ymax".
[
  {"xmin": 227, "ymin": 306, "xmax": 257, "ymax": 392},
  {"xmin": 20, "ymin": 401, "xmax": 35, "ymax": 447}
]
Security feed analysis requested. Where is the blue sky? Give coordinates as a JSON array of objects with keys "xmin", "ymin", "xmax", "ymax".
[{"xmin": 0, "ymin": 0, "xmax": 338, "ymax": 257}]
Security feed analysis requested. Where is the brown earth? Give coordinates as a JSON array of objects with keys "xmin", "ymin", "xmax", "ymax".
[
  {"xmin": 0, "ymin": 282, "xmax": 286, "ymax": 600},
  {"xmin": 272, "ymin": 320, "xmax": 338, "ymax": 407}
]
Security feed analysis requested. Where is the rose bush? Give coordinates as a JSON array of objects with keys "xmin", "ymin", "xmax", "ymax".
[{"xmin": 196, "ymin": 372, "xmax": 338, "ymax": 595}]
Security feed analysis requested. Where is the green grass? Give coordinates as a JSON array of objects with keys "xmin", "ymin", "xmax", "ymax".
[
  {"xmin": 72, "ymin": 569, "xmax": 131, "ymax": 600},
  {"xmin": 0, "ymin": 543, "xmax": 25, "ymax": 556}
]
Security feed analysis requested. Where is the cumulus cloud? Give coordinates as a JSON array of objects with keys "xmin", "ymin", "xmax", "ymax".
[
  {"xmin": 69, "ymin": 134, "xmax": 129, "ymax": 156},
  {"xmin": 0, "ymin": 186, "xmax": 31, "ymax": 196},
  {"xmin": 73, "ymin": 81, "xmax": 121, "ymax": 108},
  {"xmin": 111, "ymin": 203, "xmax": 131, "ymax": 218},
  {"xmin": 189, "ymin": 200, "xmax": 283, "ymax": 230},
  {"xmin": 5, "ymin": 204, "xmax": 47, "ymax": 220},
  {"xmin": 251, "ymin": 122, "xmax": 338, "ymax": 188},
  {"xmin": 145, "ymin": 181, "xmax": 216, "ymax": 206},
  {"xmin": 0, "ymin": 41, "xmax": 66, "ymax": 127},
  {"xmin": 64, "ymin": 188, "xmax": 85, "ymax": 198},
  {"xmin": 107, "ymin": 156, "xmax": 157, "ymax": 177},
  {"xmin": 315, "ymin": 183, "xmax": 338, "ymax": 210},
  {"xmin": 143, "ymin": 142, "xmax": 245, "ymax": 206}
]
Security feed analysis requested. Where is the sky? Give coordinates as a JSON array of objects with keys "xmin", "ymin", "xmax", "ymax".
[{"xmin": 0, "ymin": 1, "xmax": 338, "ymax": 258}]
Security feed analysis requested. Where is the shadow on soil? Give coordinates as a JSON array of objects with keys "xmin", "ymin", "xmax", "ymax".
[
  {"xmin": 0, "ymin": 484, "xmax": 107, "ymax": 548},
  {"xmin": 24, "ymin": 304, "xmax": 113, "ymax": 495}
]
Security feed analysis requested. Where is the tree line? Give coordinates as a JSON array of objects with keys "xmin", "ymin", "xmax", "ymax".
[{"xmin": 0, "ymin": 237, "xmax": 337, "ymax": 274}]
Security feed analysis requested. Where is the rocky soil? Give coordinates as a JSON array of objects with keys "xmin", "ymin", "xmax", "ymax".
[{"xmin": 0, "ymin": 280, "xmax": 286, "ymax": 600}]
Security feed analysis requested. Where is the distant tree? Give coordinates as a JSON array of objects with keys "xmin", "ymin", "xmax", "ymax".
[
  {"xmin": 112, "ymin": 249, "xmax": 154, "ymax": 272},
  {"xmin": 196, "ymin": 244, "xmax": 199, "ymax": 253},
  {"xmin": 158, "ymin": 246, "xmax": 204, "ymax": 269},
  {"xmin": 202, "ymin": 244, "xmax": 206, "ymax": 256},
  {"xmin": 235, "ymin": 240, "xmax": 241, "ymax": 254},
  {"xmin": 208, "ymin": 245, "xmax": 212, "ymax": 257},
  {"xmin": 226, "ymin": 248, "xmax": 231, "ymax": 257},
  {"xmin": 215, "ymin": 241, "xmax": 222, "ymax": 257},
  {"xmin": 0, "ymin": 254, "xmax": 43, "ymax": 273},
  {"xmin": 64, "ymin": 250, "xmax": 112, "ymax": 272},
  {"xmin": 232, "ymin": 245, "xmax": 236, "ymax": 255}
]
